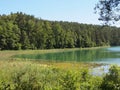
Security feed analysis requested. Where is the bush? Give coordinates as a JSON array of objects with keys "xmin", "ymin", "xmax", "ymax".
[
  {"xmin": 0, "ymin": 62, "xmax": 120, "ymax": 90},
  {"xmin": 101, "ymin": 65, "xmax": 120, "ymax": 90}
]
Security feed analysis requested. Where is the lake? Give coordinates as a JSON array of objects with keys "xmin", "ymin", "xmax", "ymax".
[{"xmin": 15, "ymin": 46, "xmax": 120, "ymax": 65}]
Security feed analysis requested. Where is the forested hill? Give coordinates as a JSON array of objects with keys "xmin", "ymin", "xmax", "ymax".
[{"xmin": 0, "ymin": 12, "xmax": 120, "ymax": 50}]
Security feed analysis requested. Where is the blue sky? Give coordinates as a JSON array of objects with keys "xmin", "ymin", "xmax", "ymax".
[{"xmin": 0, "ymin": 0, "xmax": 101, "ymax": 25}]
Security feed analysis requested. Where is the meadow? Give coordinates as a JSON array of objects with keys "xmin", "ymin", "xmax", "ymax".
[{"xmin": 0, "ymin": 49, "xmax": 120, "ymax": 90}]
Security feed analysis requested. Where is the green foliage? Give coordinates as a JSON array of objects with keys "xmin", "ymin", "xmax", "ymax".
[
  {"xmin": 60, "ymin": 70, "xmax": 81, "ymax": 90},
  {"xmin": 0, "ymin": 61, "xmax": 120, "ymax": 90},
  {"xmin": 95, "ymin": 0, "xmax": 120, "ymax": 25},
  {"xmin": 0, "ymin": 63, "xmax": 61, "ymax": 90},
  {"xmin": 101, "ymin": 65, "xmax": 120, "ymax": 90},
  {"xmin": 0, "ymin": 62, "xmax": 89, "ymax": 90},
  {"xmin": 0, "ymin": 12, "xmax": 120, "ymax": 50}
]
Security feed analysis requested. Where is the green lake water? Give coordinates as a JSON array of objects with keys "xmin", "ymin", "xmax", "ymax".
[{"xmin": 15, "ymin": 46, "xmax": 120, "ymax": 65}]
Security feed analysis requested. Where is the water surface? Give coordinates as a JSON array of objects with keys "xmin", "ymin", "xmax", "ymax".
[{"xmin": 15, "ymin": 46, "xmax": 120, "ymax": 65}]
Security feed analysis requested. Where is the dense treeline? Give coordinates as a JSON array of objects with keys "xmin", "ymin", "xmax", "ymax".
[{"xmin": 0, "ymin": 12, "xmax": 120, "ymax": 50}]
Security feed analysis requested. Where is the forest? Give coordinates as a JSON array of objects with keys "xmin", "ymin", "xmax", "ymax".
[{"xmin": 0, "ymin": 12, "xmax": 120, "ymax": 50}]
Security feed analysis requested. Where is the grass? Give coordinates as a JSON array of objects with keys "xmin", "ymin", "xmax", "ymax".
[
  {"xmin": 0, "ymin": 48, "xmax": 104, "ymax": 69},
  {"xmin": 0, "ymin": 47, "xmax": 108, "ymax": 73},
  {"xmin": 0, "ymin": 60, "xmax": 119, "ymax": 90},
  {"xmin": 0, "ymin": 46, "xmax": 109, "ymax": 60},
  {"xmin": 0, "ymin": 47, "xmax": 120, "ymax": 90},
  {"xmin": 0, "ymin": 60, "xmax": 103, "ymax": 90}
]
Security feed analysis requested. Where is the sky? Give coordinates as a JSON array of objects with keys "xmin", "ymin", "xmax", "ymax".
[{"xmin": 0, "ymin": 0, "xmax": 101, "ymax": 25}]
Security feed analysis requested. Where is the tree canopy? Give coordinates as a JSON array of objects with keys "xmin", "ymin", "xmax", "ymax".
[
  {"xmin": 95, "ymin": 0, "xmax": 120, "ymax": 25},
  {"xmin": 0, "ymin": 12, "xmax": 120, "ymax": 50}
]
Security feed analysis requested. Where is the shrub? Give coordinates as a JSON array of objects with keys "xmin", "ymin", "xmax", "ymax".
[
  {"xmin": 101, "ymin": 65, "xmax": 120, "ymax": 90},
  {"xmin": 0, "ymin": 61, "xmax": 120, "ymax": 90}
]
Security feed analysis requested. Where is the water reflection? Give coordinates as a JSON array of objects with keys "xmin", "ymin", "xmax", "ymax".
[{"xmin": 15, "ymin": 47, "xmax": 120, "ymax": 64}]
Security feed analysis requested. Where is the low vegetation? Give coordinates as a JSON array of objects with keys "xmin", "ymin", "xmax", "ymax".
[
  {"xmin": 0, "ymin": 61, "xmax": 120, "ymax": 90},
  {"xmin": 0, "ymin": 49, "xmax": 120, "ymax": 90}
]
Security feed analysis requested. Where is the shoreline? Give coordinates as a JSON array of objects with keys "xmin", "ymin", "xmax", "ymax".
[{"xmin": 0, "ymin": 46, "xmax": 110, "ymax": 61}]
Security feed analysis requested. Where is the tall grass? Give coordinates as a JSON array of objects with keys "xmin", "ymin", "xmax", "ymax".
[
  {"xmin": 0, "ymin": 61, "xmax": 103, "ymax": 90},
  {"xmin": 0, "ymin": 47, "xmax": 107, "ymax": 60},
  {"xmin": 0, "ymin": 61, "xmax": 120, "ymax": 90},
  {"xmin": 0, "ymin": 49, "xmax": 120, "ymax": 90}
]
